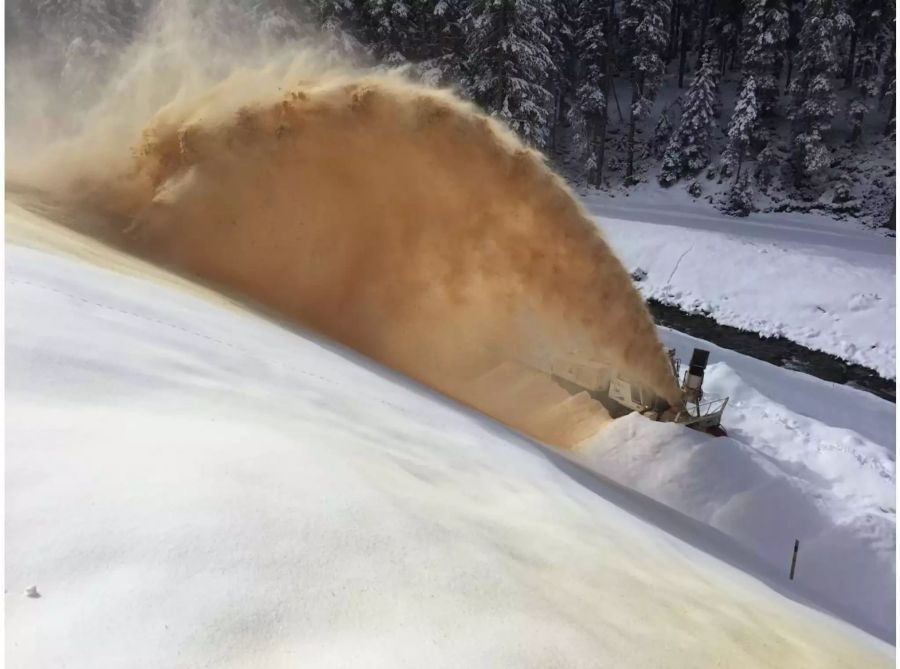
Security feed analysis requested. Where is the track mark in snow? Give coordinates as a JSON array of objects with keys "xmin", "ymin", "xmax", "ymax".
[
  {"xmin": 665, "ymin": 244, "xmax": 694, "ymax": 286},
  {"xmin": 9, "ymin": 278, "xmax": 239, "ymax": 352}
]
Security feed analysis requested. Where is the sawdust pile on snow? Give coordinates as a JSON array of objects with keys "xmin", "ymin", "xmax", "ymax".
[{"xmin": 7, "ymin": 3, "xmax": 676, "ymax": 447}]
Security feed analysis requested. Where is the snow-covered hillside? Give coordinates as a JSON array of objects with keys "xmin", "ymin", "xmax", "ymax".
[
  {"xmin": 582, "ymin": 192, "xmax": 896, "ymax": 379},
  {"xmin": 6, "ymin": 203, "xmax": 894, "ymax": 666},
  {"xmin": 573, "ymin": 197, "xmax": 896, "ymax": 642},
  {"xmin": 577, "ymin": 326, "xmax": 895, "ymax": 641}
]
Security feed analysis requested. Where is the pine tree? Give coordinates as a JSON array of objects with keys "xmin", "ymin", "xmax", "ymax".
[
  {"xmin": 646, "ymin": 109, "xmax": 674, "ymax": 159},
  {"xmin": 740, "ymin": 0, "xmax": 789, "ymax": 114},
  {"xmin": 705, "ymin": 1, "xmax": 743, "ymax": 74},
  {"xmin": 621, "ymin": 0, "xmax": 672, "ymax": 183},
  {"xmin": 317, "ymin": 0, "xmax": 373, "ymax": 60},
  {"xmin": 753, "ymin": 141, "xmax": 783, "ymax": 191},
  {"xmin": 694, "ymin": 0, "xmax": 713, "ymax": 67},
  {"xmin": 722, "ymin": 76, "xmax": 759, "ymax": 177},
  {"xmin": 11, "ymin": 0, "xmax": 147, "ymax": 114},
  {"xmin": 846, "ymin": 98, "xmax": 867, "ymax": 142},
  {"xmin": 659, "ymin": 53, "xmax": 718, "ymax": 186},
  {"xmin": 365, "ymin": 0, "xmax": 414, "ymax": 65},
  {"xmin": 789, "ymin": 0, "xmax": 852, "ymax": 185},
  {"xmin": 883, "ymin": 77, "xmax": 896, "ymax": 137},
  {"xmin": 842, "ymin": 0, "xmax": 890, "ymax": 141},
  {"xmin": 464, "ymin": 0, "xmax": 556, "ymax": 148},
  {"xmin": 675, "ymin": 0, "xmax": 696, "ymax": 88},
  {"xmin": 548, "ymin": 1, "xmax": 572, "ymax": 123},
  {"xmin": 879, "ymin": 25, "xmax": 896, "ymax": 138},
  {"xmin": 723, "ymin": 170, "xmax": 755, "ymax": 216},
  {"xmin": 568, "ymin": 0, "xmax": 608, "ymax": 184},
  {"xmin": 414, "ymin": 0, "xmax": 467, "ymax": 83},
  {"xmin": 783, "ymin": 0, "xmax": 804, "ymax": 91},
  {"xmin": 844, "ymin": 0, "xmax": 888, "ymax": 90}
]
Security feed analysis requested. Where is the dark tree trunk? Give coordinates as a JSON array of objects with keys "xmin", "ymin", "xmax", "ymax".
[
  {"xmin": 879, "ymin": 42, "xmax": 895, "ymax": 101},
  {"xmin": 695, "ymin": 0, "xmax": 711, "ymax": 68},
  {"xmin": 587, "ymin": 120, "xmax": 598, "ymax": 185},
  {"xmin": 625, "ymin": 80, "xmax": 639, "ymax": 184},
  {"xmin": 592, "ymin": 4, "xmax": 614, "ymax": 186},
  {"xmin": 678, "ymin": 8, "xmax": 690, "ymax": 88},
  {"xmin": 594, "ymin": 110, "xmax": 609, "ymax": 186},
  {"xmin": 587, "ymin": 117, "xmax": 603, "ymax": 186},
  {"xmin": 494, "ymin": 3, "xmax": 509, "ymax": 114},
  {"xmin": 668, "ymin": 0, "xmax": 680, "ymax": 62},
  {"xmin": 844, "ymin": 29, "xmax": 858, "ymax": 88},
  {"xmin": 610, "ymin": 76, "xmax": 625, "ymax": 122},
  {"xmin": 785, "ymin": 52, "xmax": 793, "ymax": 91}
]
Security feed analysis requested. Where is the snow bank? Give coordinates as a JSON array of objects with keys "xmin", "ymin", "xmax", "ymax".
[
  {"xmin": 581, "ymin": 193, "xmax": 896, "ymax": 379},
  {"xmin": 6, "ymin": 210, "xmax": 893, "ymax": 666},
  {"xmin": 576, "ymin": 327, "xmax": 896, "ymax": 641}
]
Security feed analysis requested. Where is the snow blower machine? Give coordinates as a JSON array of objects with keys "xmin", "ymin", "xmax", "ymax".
[{"xmin": 549, "ymin": 348, "xmax": 729, "ymax": 436}]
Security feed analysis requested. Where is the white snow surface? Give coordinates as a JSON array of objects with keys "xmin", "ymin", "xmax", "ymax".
[
  {"xmin": 576, "ymin": 326, "xmax": 896, "ymax": 642},
  {"xmin": 5, "ymin": 204, "xmax": 895, "ymax": 667},
  {"xmin": 581, "ymin": 191, "xmax": 897, "ymax": 379}
]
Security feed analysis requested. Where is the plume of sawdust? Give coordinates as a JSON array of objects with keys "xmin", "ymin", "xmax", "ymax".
[{"xmin": 7, "ymin": 7, "xmax": 680, "ymax": 448}]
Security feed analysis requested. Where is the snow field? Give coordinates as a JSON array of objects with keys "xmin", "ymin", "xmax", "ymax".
[
  {"xmin": 581, "ymin": 193, "xmax": 896, "ymax": 379},
  {"xmin": 576, "ymin": 326, "xmax": 895, "ymax": 641},
  {"xmin": 6, "ymin": 207, "xmax": 894, "ymax": 667}
]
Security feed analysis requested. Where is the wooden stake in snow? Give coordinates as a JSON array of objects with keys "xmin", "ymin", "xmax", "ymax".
[{"xmin": 789, "ymin": 540, "xmax": 800, "ymax": 580}]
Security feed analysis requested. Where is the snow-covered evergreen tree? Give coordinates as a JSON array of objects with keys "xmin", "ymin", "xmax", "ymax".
[
  {"xmin": 753, "ymin": 141, "xmax": 783, "ymax": 191},
  {"xmin": 883, "ymin": 77, "xmax": 896, "ymax": 137},
  {"xmin": 723, "ymin": 170, "xmax": 755, "ymax": 216},
  {"xmin": 722, "ymin": 76, "xmax": 759, "ymax": 177},
  {"xmin": 365, "ymin": 0, "xmax": 413, "ymax": 65},
  {"xmin": 789, "ymin": 0, "xmax": 852, "ymax": 185},
  {"xmin": 740, "ymin": 0, "xmax": 789, "ymax": 114},
  {"xmin": 409, "ymin": 0, "xmax": 467, "ymax": 83},
  {"xmin": 300, "ymin": 0, "xmax": 893, "ymax": 218},
  {"xmin": 12, "ymin": 0, "xmax": 146, "ymax": 46},
  {"xmin": 18, "ymin": 0, "xmax": 895, "ymax": 220},
  {"xmin": 659, "ymin": 53, "xmax": 718, "ymax": 186},
  {"xmin": 464, "ymin": 0, "xmax": 555, "ymax": 148},
  {"xmin": 544, "ymin": 0, "xmax": 572, "ymax": 136},
  {"xmin": 620, "ymin": 0, "xmax": 672, "ymax": 182},
  {"xmin": 878, "ymin": 23, "xmax": 896, "ymax": 136},
  {"xmin": 845, "ymin": 0, "xmax": 888, "ymax": 90},
  {"xmin": 317, "ymin": 0, "xmax": 374, "ymax": 57},
  {"xmin": 646, "ymin": 109, "xmax": 674, "ymax": 159},
  {"xmin": 431, "ymin": 0, "xmax": 464, "ymax": 46},
  {"xmin": 841, "ymin": 0, "xmax": 890, "ymax": 141},
  {"xmin": 567, "ymin": 0, "xmax": 608, "ymax": 184},
  {"xmin": 705, "ymin": 3, "xmax": 743, "ymax": 74},
  {"xmin": 846, "ymin": 98, "xmax": 868, "ymax": 142},
  {"xmin": 8, "ymin": 0, "xmax": 148, "ymax": 91}
]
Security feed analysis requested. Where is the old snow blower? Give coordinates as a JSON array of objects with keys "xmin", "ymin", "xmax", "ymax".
[{"xmin": 549, "ymin": 348, "xmax": 729, "ymax": 436}]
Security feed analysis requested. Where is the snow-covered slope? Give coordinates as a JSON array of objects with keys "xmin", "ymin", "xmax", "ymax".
[
  {"xmin": 6, "ymin": 204, "xmax": 893, "ymax": 666},
  {"xmin": 582, "ymin": 192, "xmax": 897, "ymax": 379},
  {"xmin": 576, "ymin": 327, "xmax": 895, "ymax": 641}
]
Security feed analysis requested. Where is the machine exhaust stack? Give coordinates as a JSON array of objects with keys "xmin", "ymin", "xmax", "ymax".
[{"xmin": 683, "ymin": 348, "xmax": 710, "ymax": 405}]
